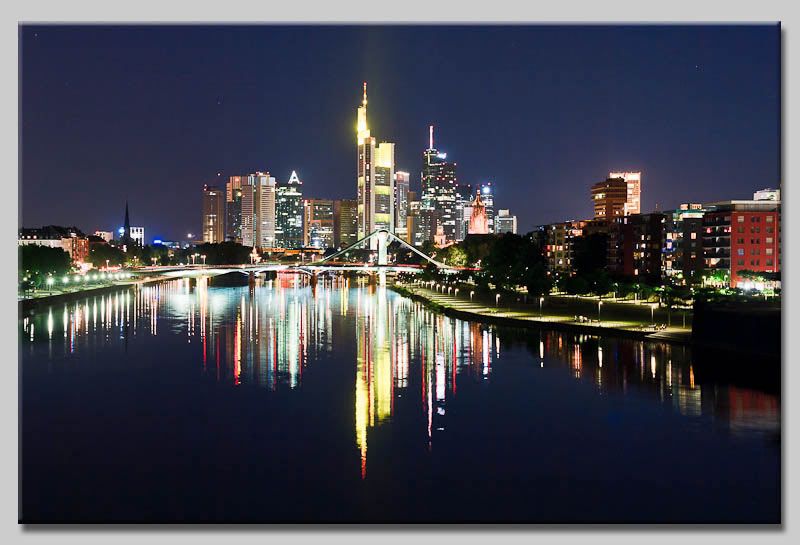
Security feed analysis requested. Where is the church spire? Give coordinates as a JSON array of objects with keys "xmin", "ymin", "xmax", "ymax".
[{"xmin": 124, "ymin": 201, "xmax": 130, "ymax": 235}]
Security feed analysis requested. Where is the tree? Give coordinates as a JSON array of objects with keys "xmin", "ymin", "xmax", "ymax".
[
  {"xmin": 88, "ymin": 243, "xmax": 126, "ymax": 268},
  {"xmin": 442, "ymin": 245, "xmax": 468, "ymax": 267},
  {"xmin": 524, "ymin": 262, "xmax": 552, "ymax": 296},
  {"xmin": 573, "ymin": 233, "xmax": 608, "ymax": 277},
  {"xmin": 19, "ymin": 245, "xmax": 71, "ymax": 288}
]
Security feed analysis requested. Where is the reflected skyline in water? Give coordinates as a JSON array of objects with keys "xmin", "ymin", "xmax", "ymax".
[{"xmin": 21, "ymin": 277, "xmax": 780, "ymax": 481}]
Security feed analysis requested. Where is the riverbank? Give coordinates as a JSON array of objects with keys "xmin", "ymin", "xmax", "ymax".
[
  {"xmin": 18, "ymin": 276, "xmax": 168, "ymax": 314},
  {"xmin": 391, "ymin": 284, "xmax": 692, "ymax": 344}
]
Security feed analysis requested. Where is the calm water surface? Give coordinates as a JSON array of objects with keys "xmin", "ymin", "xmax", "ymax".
[{"xmin": 20, "ymin": 277, "xmax": 780, "ymax": 523}]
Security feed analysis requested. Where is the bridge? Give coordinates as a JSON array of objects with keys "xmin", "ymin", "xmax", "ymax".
[{"xmin": 132, "ymin": 229, "xmax": 460, "ymax": 284}]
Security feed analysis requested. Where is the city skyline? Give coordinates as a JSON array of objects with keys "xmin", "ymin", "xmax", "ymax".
[{"xmin": 20, "ymin": 25, "xmax": 779, "ymax": 240}]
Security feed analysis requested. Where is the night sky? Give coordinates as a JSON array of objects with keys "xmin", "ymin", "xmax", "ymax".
[{"xmin": 20, "ymin": 25, "xmax": 780, "ymax": 241}]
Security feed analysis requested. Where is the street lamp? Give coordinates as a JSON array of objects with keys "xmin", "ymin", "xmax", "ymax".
[
  {"xmin": 201, "ymin": 254, "xmax": 207, "ymax": 266},
  {"xmin": 651, "ymin": 302, "xmax": 657, "ymax": 325},
  {"xmin": 105, "ymin": 259, "xmax": 110, "ymax": 270},
  {"xmin": 46, "ymin": 276, "xmax": 54, "ymax": 294},
  {"xmin": 597, "ymin": 300, "xmax": 603, "ymax": 324},
  {"xmin": 496, "ymin": 293, "xmax": 501, "ymax": 307},
  {"xmin": 470, "ymin": 290, "xmax": 475, "ymax": 301},
  {"xmin": 539, "ymin": 296, "xmax": 544, "ymax": 318}
]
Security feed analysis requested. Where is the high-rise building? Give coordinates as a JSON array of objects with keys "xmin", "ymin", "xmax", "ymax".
[
  {"xmin": 406, "ymin": 201, "xmax": 439, "ymax": 248},
  {"xmin": 468, "ymin": 192, "xmax": 489, "ymax": 235},
  {"xmin": 276, "ymin": 170, "xmax": 304, "ymax": 248},
  {"xmin": 495, "ymin": 209, "xmax": 518, "ymax": 234},
  {"xmin": 455, "ymin": 183, "xmax": 473, "ymax": 241},
  {"xmin": 334, "ymin": 199, "xmax": 358, "ymax": 249},
  {"xmin": 609, "ymin": 171, "xmax": 641, "ymax": 216},
  {"xmin": 421, "ymin": 126, "xmax": 457, "ymax": 243},
  {"xmin": 202, "ymin": 184, "xmax": 225, "ymax": 243},
  {"xmin": 478, "ymin": 183, "xmax": 495, "ymax": 233},
  {"xmin": 591, "ymin": 177, "xmax": 627, "ymax": 220},
  {"xmin": 304, "ymin": 199, "xmax": 335, "ymax": 249},
  {"xmin": 225, "ymin": 176, "xmax": 244, "ymax": 242},
  {"xmin": 394, "ymin": 171, "xmax": 410, "ymax": 239},
  {"xmin": 356, "ymin": 82, "xmax": 395, "ymax": 242},
  {"xmin": 241, "ymin": 172, "xmax": 277, "ymax": 249}
]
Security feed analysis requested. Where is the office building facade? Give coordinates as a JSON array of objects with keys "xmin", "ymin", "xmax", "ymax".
[
  {"xmin": 591, "ymin": 177, "xmax": 627, "ymax": 220},
  {"xmin": 421, "ymin": 126, "xmax": 457, "ymax": 243},
  {"xmin": 202, "ymin": 184, "xmax": 225, "ymax": 243},
  {"xmin": 394, "ymin": 170, "xmax": 410, "ymax": 239},
  {"xmin": 276, "ymin": 170, "xmax": 304, "ymax": 248},
  {"xmin": 304, "ymin": 199, "xmax": 335, "ymax": 249},
  {"xmin": 225, "ymin": 176, "xmax": 244, "ymax": 242},
  {"xmin": 241, "ymin": 172, "xmax": 277, "ymax": 249},
  {"xmin": 609, "ymin": 171, "xmax": 642, "ymax": 215},
  {"xmin": 356, "ymin": 82, "xmax": 395, "ymax": 241},
  {"xmin": 334, "ymin": 199, "xmax": 358, "ymax": 249},
  {"xmin": 495, "ymin": 209, "xmax": 518, "ymax": 234}
]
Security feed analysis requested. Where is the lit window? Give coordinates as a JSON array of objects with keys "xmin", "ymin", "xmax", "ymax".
[{"xmin": 690, "ymin": 232, "xmax": 697, "ymax": 239}]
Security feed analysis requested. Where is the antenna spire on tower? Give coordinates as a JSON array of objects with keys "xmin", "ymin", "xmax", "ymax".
[
  {"xmin": 429, "ymin": 125, "xmax": 434, "ymax": 149},
  {"xmin": 362, "ymin": 81, "xmax": 367, "ymax": 107}
]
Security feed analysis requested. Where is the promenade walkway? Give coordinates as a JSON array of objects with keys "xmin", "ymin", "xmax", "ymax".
[{"xmin": 396, "ymin": 284, "xmax": 692, "ymax": 344}]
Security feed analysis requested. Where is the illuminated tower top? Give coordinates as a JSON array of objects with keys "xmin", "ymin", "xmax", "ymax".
[{"xmin": 357, "ymin": 81, "xmax": 370, "ymax": 142}]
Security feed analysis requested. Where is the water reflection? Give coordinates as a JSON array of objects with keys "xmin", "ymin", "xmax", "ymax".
[{"xmin": 20, "ymin": 276, "xmax": 780, "ymax": 479}]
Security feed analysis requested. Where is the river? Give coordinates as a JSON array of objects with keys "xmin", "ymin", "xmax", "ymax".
[{"xmin": 19, "ymin": 276, "xmax": 780, "ymax": 523}]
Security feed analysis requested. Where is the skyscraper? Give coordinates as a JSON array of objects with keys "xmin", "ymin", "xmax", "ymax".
[
  {"xmin": 478, "ymin": 183, "xmax": 495, "ymax": 233},
  {"xmin": 468, "ymin": 192, "xmax": 489, "ymax": 235},
  {"xmin": 592, "ymin": 177, "xmax": 628, "ymax": 220},
  {"xmin": 202, "ymin": 184, "xmax": 225, "ymax": 243},
  {"xmin": 495, "ymin": 209, "xmax": 518, "ymax": 234},
  {"xmin": 225, "ymin": 176, "xmax": 244, "ymax": 242},
  {"xmin": 609, "ymin": 171, "xmax": 642, "ymax": 215},
  {"xmin": 276, "ymin": 170, "xmax": 304, "ymax": 248},
  {"xmin": 334, "ymin": 199, "xmax": 358, "ymax": 249},
  {"xmin": 421, "ymin": 126, "xmax": 457, "ymax": 243},
  {"xmin": 455, "ymin": 183, "xmax": 473, "ymax": 241},
  {"xmin": 394, "ymin": 171, "xmax": 410, "ymax": 239},
  {"xmin": 304, "ymin": 199, "xmax": 335, "ymax": 249},
  {"xmin": 241, "ymin": 172, "xmax": 277, "ymax": 249},
  {"xmin": 356, "ymin": 82, "xmax": 395, "ymax": 242}
]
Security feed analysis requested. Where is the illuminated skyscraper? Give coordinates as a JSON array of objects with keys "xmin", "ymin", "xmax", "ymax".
[
  {"xmin": 303, "ymin": 198, "xmax": 335, "ymax": 249},
  {"xmin": 394, "ymin": 171, "xmax": 410, "ymax": 239},
  {"xmin": 468, "ymin": 192, "xmax": 489, "ymax": 235},
  {"xmin": 478, "ymin": 182, "xmax": 495, "ymax": 233},
  {"xmin": 202, "ymin": 184, "xmax": 225, "ymax": 243},
  {"xmin": 276, "ymin": 170, "xmax": 304, "ymax": 248},
  {"xmin": 225, "ymin": 176, "xmax": 243, "ymax": 242},
  {"xmin": 455, "ymin": 183, "xmax": 473, "ymax": 241},
  {"xmin": 421, "ymin": 126, "xmax": 457, "ymax": 243},
  {"xmin": 241, "ymin": 172, "xmax": 277, "ymax": 249},
  {"xmin": 356, "ymin": 82, "xmax": 395, "ymax": 243},
  {"xmin": 609, "ymin": 171, "xmax": 642, "ymax": 215}
]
